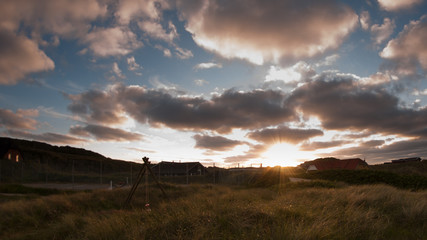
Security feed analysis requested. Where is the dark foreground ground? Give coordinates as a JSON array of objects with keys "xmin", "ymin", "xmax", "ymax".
[{"xmin": 0, "ymin": 181, "xmax": 426, "ymax": 240}]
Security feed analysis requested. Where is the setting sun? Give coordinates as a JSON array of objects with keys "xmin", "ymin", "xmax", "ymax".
[{"xmin": 261, "ymin": 142, "xmax": 316, "ymax": 167}]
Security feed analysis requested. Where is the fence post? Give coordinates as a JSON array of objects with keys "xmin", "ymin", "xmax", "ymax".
[
  {"xmin": 72, "ymin": 159, "xmax": 75, "ymax": 189},
  {"xmin": 100, "ymin": 159, "xmax": 103, "ymax": 184},
  {"xmin": 130, "ymin": 162, "xmax": 133, "ymax": 185},
  {"xmin": 186, "ymin": 163, "xmax": 189, "ymax": 185}
]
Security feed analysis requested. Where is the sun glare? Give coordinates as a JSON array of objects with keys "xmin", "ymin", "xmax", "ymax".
[{"xmin": 261, "ymin": 143, "xmax": 316, "ymax": 167}]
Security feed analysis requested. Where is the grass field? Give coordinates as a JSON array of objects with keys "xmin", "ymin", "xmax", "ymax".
[{"xmin": 1, "ymin": 181, "xmax": 426, "ymax": 240}]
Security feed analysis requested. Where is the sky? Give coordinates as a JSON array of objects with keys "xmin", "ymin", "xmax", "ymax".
[{"xmin": 1, "ymin": 0, "xmax": 427, "ymax": 167}]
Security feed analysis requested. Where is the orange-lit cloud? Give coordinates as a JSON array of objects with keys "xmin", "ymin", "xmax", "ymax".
[
  {"xmin": 84, "ymin": 27, "xmax": 143, "ymax": 57},
  {"xmin": 177, "ymin": 0, "xmax": 358, "ymax": 64},
  {"xmin": 380, "ymin": 16, "xmax": 427, "ymax": 75},
  {"xmin": 377, "ymin": 0, "xmax": 422, "ymax": 11},
  {"xmin": 0, "ymin": 30, "xmax": 54, "ymax": 85},
  {"xmin": 0, "ymin": 108, "xmax": 39, "ymax": 130},
  {"xmin": 115, "ymin": 0, "xmax": 170, "ymax": 25},
  {"xmin": 371, "ymin": 18, "xmax": 395, "ymax": 45}
]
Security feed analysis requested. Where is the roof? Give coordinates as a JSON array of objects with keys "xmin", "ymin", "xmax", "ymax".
[
  {"xmin": 311, "ymin": 158, "xmax": 367, "ymax": 171},
  {"xmin": 151, "ymin": 161, "xmax": 206, "ymax": 175}
]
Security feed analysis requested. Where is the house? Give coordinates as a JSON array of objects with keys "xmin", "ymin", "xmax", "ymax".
[
  {"xmin": 151, "ymin": 161, "xmax": 208, "ymax": 176},
  {"xmin": 3, "ymin": 149, "xmax": 23, "ymax": 163},
  {"xmin": 0, "ymin": 139, "xmax": 23, "ymax": 163},
  {"xmin": 303, "ymin": 158, "xmax": 368, "ymax": 171}
]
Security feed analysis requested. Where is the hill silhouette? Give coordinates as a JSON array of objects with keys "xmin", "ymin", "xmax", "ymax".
[{"xmin": 0, "ymin": 137, "xmax": 141, "ymax": 183}]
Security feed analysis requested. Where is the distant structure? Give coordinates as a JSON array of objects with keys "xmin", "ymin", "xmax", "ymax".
[
  {"xmin": 151, "ymin": 161, "xmax": 207, "ymax": 176},
  {"xmin": 387, "ymin": 157, "xmax": 421, "ymax": 164},
  {"xmin": 300, "ymin": 158, "xmax": 369, "ymax": 171}
]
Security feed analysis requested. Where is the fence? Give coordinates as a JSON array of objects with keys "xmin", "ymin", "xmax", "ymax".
[{"xmin": 0, "ymin": 157, "xmax": 281, "ymax": 187}]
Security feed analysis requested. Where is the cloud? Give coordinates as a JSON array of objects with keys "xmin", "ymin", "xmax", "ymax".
[
  {"xmin": 0, "ymin": 30, "xmax": 55, "ymax": 85},
  {"xmin": 413, "ymin": 88, "xmax": 427, "ymax": 96},
  {"xmin": 377, "ymin": 0, "xmax": 422, "ymax": 11},
  {"xmin": 265, "ymin": 61, "xmax": 315, "ymax": 84},
  {"xmin": 175, "ymin": 46, "xmax": 193, "ymax": 59},
  {"xmin": 194, "ymin": 62, "xmax": 222, "ymax": 70},
  {"xmin": 4, "ymin": 129, "xmax": 85, "ymax": 145},
  {"xmin": 371, "ymin": 18, "xmax": 395, "ymax": 45},
  {"xmin": 155, "ymin": 45, "xmax": 172, "ymax": 57},
  {"xmin": 112, "ymin": 62, "xmax": 125, "ymax": 79},
  {"xmin": 177, "ymin": 0, "xmax": 358, "ymax": 65},
  {"xmin": 194, "ymin": 79, "xmax": 209, "ymax": 86},
  {"xmin": 69, "ymin": 124, "xmax": 143, "ymax": 141},
  {"xmin": 115, "ymin": 0, "xmax": 170, "ymax": 25},
  {"xmin": 329, "ymin": 138, "xmax": 427, "ymax": 164},
  {"xmin": 359, "ymin": 71, "xmax": 399, "ymax": 85},
  {"xmin": 67, "ymin": 84, "xmax": 295, "ymax": 133},
  {"xmin": 287, "ymin": 74, "xmax": 427, "ymax": 138},
  {"xmin": 193, "ymin": 134, "xmax": 245, "ymax": 151},
  {"xmin": 380, "ymin": 16, "xmax": 427, "ymax": 75},
  {"xmin": 247, "ymin": 126, "xmax": 323, "ymax": 145},
  {"xmin": 0, "ymin": 0, "xmax": 107, "ymax": 37},
  {"xmin": 360, "ymin": 11, "xmax": 371, "ymax": 30},
  {"xmin": 300, "ymin": 140, "xmax": 350, "ymax": 151},
  {"xmin": 224, "ymin": 144, "xmax": 268, "ymax": 163},
  {"xmin": 315, "ymin": 54, "xmax": 340, "ymax": 67},
  {"xmin": 138, "ymin": 20, "xmax": 178, "ymax": 43},
  {"xmin": 0, "ymin": 108, "xmax": 39, "ymax": 130},
  {"xmin": 66, "ymin": 89, "xmax": 125, "ymax": 124},
  {"xmin": 127, "ymin": 56, "xmax": 142, "ymax": 71},
  {"xmin": 84, "ymin": 27, "xmax": 143, "ymax": 57}
]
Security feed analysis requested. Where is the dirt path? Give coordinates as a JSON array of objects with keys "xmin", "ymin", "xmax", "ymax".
[{"xmin": 23, "ymin": 183, "xmax": 114, "ymax": 191}]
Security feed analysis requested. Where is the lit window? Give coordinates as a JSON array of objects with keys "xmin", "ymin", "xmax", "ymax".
[
  {"xmin": 16, "ymin": 155, "xmax": 19, "ymax": 162},
  {"xmin": 8, "ymin": 153, "xmax": 11, "ymax": 160}
]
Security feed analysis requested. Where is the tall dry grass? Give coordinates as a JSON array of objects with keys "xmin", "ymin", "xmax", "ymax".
[{"xmin": 0, "ymin": 182, "xmax": 426, "ymax": 239}]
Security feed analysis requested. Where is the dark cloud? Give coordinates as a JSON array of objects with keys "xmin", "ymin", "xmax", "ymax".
[
  {"xmin": 66, "ymin": 89, "xmax": 125, "ymax": 124},
  {"xmin": 69, "ymin": 124, "xmax": 143, "ymax": 141},
  {"xmin": 193, "ymin": 134, "xmax": 246, "ymax": 151},
  {"xmin": 287, "ymin": 76, "xmax": 427, "ymax": 138},
  {"xmin": 0, "ymin": 108, "xmax": 38, "ymax": 130},
  {"xmin": 361, "ymin": 140, "xmax": 386, "ymax": 148},
  {"xmin": 300, "ymin": 140, "xmax": 349, "ymax": 151},
  {"xmin": 247, "ymin": 126, "xmax": 323, "ymax": 145},
  {"xmin": 4, "ymin": 129, "xmax": 85, "ymax": 145},
  {"xmin": 328, "ymin": 139, "xmax": 427, "ymax": 164},
  {"xmin": 67, "ymin": 84, "xmax": 295, "ymax": 133}
]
